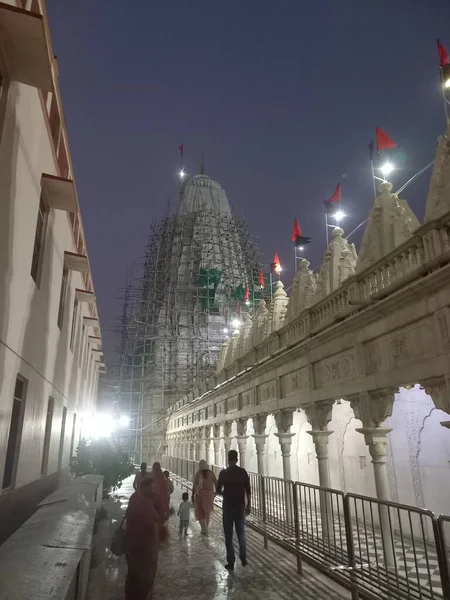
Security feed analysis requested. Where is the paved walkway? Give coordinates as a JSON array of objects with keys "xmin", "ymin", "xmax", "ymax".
[{"xmin": 102, "ymin": 475, "xmax": 350, "ymax": 600}]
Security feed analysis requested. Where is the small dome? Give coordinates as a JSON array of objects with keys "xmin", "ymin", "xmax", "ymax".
[{"xmin": 178, "ymin": 173, "xmax": 231, "ymax": 215}]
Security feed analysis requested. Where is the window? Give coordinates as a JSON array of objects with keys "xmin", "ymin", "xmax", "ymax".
[
  {"xmin": 57, "ymin": 266, "xmax": 69, "ymax": 329},
  {"xmin": 58, "ymin": 406, "xmax": 67, "ymax": 469},
  {"xmin": 30, "ymin": 196, "xmax": 47, "ymax": 283},
  {"xmin": 70, "ymin": 299, "xmax": 78, "ymax": 351},
  {"xmin": 2, "ymin": 375, "xmax": 27, "ymax": 490},
  {"xmin": 79, "ymin": 324, "xmax": 85, "ymax": 369},
  {"xmin": 41, "ymin": 396, "xmax": 54, "ymax": 476},
  {"xmin": 69, "ymin": 413, "xmax": 77, "ymax": 458}
]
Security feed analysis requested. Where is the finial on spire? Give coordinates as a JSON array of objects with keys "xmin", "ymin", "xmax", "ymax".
[{"xmin": 199, "ymin": 152, "xmax": 205, "ymax": 175}]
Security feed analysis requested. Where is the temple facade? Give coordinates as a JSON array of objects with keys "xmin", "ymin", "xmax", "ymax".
[{"xmin": 165, "ymin": 124, "xmax": 450, "ymax": 517}]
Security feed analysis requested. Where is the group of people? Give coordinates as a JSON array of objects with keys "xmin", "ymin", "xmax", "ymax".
[{"xmin": 124, "ymin": 450, "xmax": 251, "ymax": 599}]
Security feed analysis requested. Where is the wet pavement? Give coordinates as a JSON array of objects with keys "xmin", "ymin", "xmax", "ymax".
[{"xmin": 102, "ymin": 475, "xmax": 350, "ymax": 599}]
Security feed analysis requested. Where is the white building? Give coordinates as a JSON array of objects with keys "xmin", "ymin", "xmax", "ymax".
[{"xmin": 0, "ymin": 0, "xmax": 103, "ymax": 543}]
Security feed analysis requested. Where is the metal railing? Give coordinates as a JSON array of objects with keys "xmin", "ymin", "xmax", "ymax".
[{"xmin": 164, "ymin": 457, "xmax": 450, "ymax": 600}]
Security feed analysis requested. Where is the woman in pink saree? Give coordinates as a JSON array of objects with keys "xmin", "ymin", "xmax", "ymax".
[
  {"xmin": 192, "ymin": 460, "xmax": 217, "ymax": 536},
  {"xmin": 151, "ymin": 462, "xmax": 170, "ymax": 541}
]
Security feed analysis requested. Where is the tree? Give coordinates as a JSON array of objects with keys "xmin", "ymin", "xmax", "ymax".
[{"xmin": 71, "ymin": 438, "xmax": 135, "ymax": 494}]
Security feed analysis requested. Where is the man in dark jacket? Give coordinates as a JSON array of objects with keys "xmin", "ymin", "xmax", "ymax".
[{"xmin": 216, "ymin": 449, "xmax": 251, "ymax": 570}]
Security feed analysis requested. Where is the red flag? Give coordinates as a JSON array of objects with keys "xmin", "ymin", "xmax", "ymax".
[
  {"xmin": 272, "ymin": 253, "xmax": 281, "ymax": 275},
  {"xmin": 291, "ymin": 218, "xmax": 302, "ymax": 242},
  {"xmin": 258, "ymin": 268, "xmax": 264, "ymax": 288},
  {"xmin": 244, "ymin": 287, "xmax": 249, "ymax": 302},
  {"xmin": 376, "ymin": 127, "xmax": 396, "ymax": 152},
  {"xmin": 438, "ymin": 39, "xmax": 450, "ymax": 67},
  {"xmin": 324, "ymin": 183, "xmax": 341, "ymax": 205},
  {"xmin": 178, "ymin": 143, "xmax": 184, "ymax": 159}
]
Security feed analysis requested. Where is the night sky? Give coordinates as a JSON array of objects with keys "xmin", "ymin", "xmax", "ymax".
[{"xmin": 47, "ymin": 0, "xmax": 450, "ymax": 362}]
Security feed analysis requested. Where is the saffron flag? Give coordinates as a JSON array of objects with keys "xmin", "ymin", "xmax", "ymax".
[
  {"xmin": 178, "ymin": 143, "xmax": 184, "ymax": 159},
  {"xmin": 325, "ymin": 183, "xmax": 341, "ymax": 205},
  {"xmin": 272, "ymin": 253, "xmax": 281, "ymax": 275},
  {"xmin": 376, "ymin": 127, "xmax": 396, "ymax": 152},
  {"xmin": 291, "ymin": 218, "xmax": 302, "ymax": 242},
  {"xmin": 244, "ymin": 287, "xmax": 249, "ymax": 302},
  {"xmin": 258, "ymin": 268, "xmax": 265, "ymax": 288},
  {"xmin": 437, "ymin": 39, "xmax": 450, "ymax": 67}
]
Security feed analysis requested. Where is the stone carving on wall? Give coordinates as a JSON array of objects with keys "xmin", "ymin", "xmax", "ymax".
[
  {"xmin": 356, "ymin": 181, "xmax": 420, "ymax": 273},
  {"xmin": 280, "ymin": 367, "xmax": 309, "ymax": 397},
  {"xmin": 425, "ymin": 122, "xmax": 450, "ymax": 222},
  {"xmin": 216, "ymin": 336, "xmax": 231, "ymax": 373},
  {"xmin": 315, "ymin": 352, "xmax": 356, "ymax": 387},
  {"xmin": 302, "ymin": 400, "xmax": 333, "ymax": 431},
  {"xmin": 237, "ymin": 311, "xmax": 253, "ymax": 358},
  {"xmin": 257, "ymin": 380, "xmax": 277, "ymax": 404},
  {"xmin": 241, "ymin": 389, "xmax": 255, "ymax": 409},
  {"xmin": 226, "ymin": 395, "xmax": 238, "ymax": 413}
]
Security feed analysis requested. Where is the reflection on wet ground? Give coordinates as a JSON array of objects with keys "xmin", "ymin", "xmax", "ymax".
[{"xmin": 103, "ymin": 476, "xmax": 349, "ymax": 599}]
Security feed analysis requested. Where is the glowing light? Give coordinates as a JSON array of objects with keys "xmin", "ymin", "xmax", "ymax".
[
  {"xmin": 245, "ymin": 301, "xmax": 250, "ymax": 305},
  {"xmin": 333, "ymin": 210, "xmax": 345, "ymax": 222},
  {"xmin": 231, "ymin": 319, "xmax": 241, "ymax": 329},
  {"xmin": 179, "ymin": 169, "xmax": 186, "ymax": 179},
  {"xmin": 118, "ymin": 415, "xmax": 131, "ymax": 428},
  {"xmin": 298, "ymin": 246, "xmax": 304, "ymax": 251},
  {"xmin": 445, "ymin": 78, "xmax": 450, "ymax": 89},
  {"xmin": 223, "ymin": 328, "xmax": 229, "ymax": 334},
  {"xmin": 84, "ymin": 413, "xmax": 115, "ymax": 440},
  {"xmin": 380, "ymin": 162, "xmax": 394, "ymax": 179}
]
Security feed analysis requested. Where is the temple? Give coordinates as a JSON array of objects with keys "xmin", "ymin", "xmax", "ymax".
[{"xmin": 117, "ymin": 168, "xmax": 261, "ymax": 461}]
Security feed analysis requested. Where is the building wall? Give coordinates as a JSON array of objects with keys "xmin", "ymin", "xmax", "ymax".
[{"xmin": 0, "ymin": 0, "xmax": 101, "ymax": 542}]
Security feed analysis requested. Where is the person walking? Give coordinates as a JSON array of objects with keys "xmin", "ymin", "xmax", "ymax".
[
  {"xmin": 125, "ymin": 476, "xmax": 165, "ymax": 600},
  {"xmin": 151, "ymin": 462, "xmax": 170, "ymax": 542},
  {"xmin": 177, "ymin": 492, "xmax": 193, "ymax": 536},
  {"xmin": 192, "ymin": 459, "xmax": 217, "ymax": 536},
  {"xmin": 133, "ymin": 462, "xmax": 148, "ymax": 491},
  {"xmin": 216, "ymin": 450, "xmax": 251, "ymax": 571}
]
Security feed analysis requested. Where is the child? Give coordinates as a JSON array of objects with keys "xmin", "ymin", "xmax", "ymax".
[{"xmin": 177, "ymin": 492, "xmax": 192, "ymax": 536}]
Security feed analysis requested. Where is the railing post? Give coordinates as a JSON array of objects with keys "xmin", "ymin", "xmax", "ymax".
[
  {"xmin": 261, "ymin": 476, "xmax": 268, "ymax": 550},
  {"xmin": 292, "ymin": 482, "xmax": 302, "ymax": 574},
  {"xmin": 435, "ymin": 516, "xmax": 450, "ymax": 599},
  {"xmin": 343, "ymin": 495, "xmax": 359, "ymax": 600}
]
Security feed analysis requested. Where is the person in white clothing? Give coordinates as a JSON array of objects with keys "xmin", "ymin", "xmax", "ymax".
[{"xmin": 177, "ymin": 492, "xmax": 193, "ymax": 536}]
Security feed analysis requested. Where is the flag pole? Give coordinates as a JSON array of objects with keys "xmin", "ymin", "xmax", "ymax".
[{"xmin": 325, "ymin": 213, "xmax": 329, "ymax": 247}]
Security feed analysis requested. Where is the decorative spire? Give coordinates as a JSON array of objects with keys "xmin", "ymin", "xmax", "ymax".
[
  {"xmin": 199, "ymin": 152, "xmax": 205, "ymax": 175},
  {"xmin": 315, "ymin": 228, "xmax": 357, "ymax": 301},
  {"xmin": 356, "ymin": 181, "xmax": 419, "ymax": 272}
]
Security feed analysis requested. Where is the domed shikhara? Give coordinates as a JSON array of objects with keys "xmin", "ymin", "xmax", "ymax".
[{"xmin": 178, "ymin": 173, "xmax": 232, "ymax": 215}]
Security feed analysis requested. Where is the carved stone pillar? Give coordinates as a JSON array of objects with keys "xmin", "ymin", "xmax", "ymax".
[
  {"xmin": 350, "ymin": 389, "xmax": 395, "ymax": 566},
  {"xmin": 188, "ymin": 430, "xmax": 196, "ymax": 462},
  {"xmin": 304, "ymin": 400, "xmax": 335, "ymax": 540},
  {"xmin": 222, "ymin": 421, "xmax": 233, "ymax": 458},
  {"xmin": 202, "ymin": 426, "xmax": 211, "ymax": 463},
  {"xmin": 275, "ymin": 410, "xmax": 295, "ymax": 524},
  {"xmin": 212, "ymin": 424, "xmax": 221, "ymax": 467},
  {"xmin": 303, "ymin": 401, "xmax": 334, "ymax": 489},
  {"xmin": 236, "ymin": 418, "xmax": 249, "ymax": 469},
  {"xmin": 252, "ymin": 414, "xmax": 268, "ymax": 475},
  {"xmin": 275, "ymin": 410, "xmax": 295, "ymax": 481}
]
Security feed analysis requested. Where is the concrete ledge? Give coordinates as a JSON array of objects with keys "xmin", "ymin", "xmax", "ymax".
[{"xmin": 0, "ymin": 475, "xmax": 103, "ymax": 600}]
